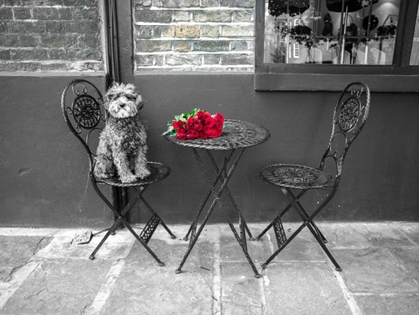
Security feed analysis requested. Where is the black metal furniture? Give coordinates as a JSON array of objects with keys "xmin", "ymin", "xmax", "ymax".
[
  {"xmin": 61, "ymin": 79, "xmax": 175, "ymax": 265},
  {"xmin": 163, "ymin": 119, "xmax": 270, "ymax": 278},
  {"xmin": 257, "ymin": 82, "xmax": 371, "ymax": 271}
]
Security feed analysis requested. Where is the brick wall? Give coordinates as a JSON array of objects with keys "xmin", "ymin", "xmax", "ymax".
[
  {"xmin": 0, "ymin": 0, "xmax": 103, "ymax": 72},
  {"xmin": 133, "ymin": 0, "xmax": 255, "ymax": 72}
]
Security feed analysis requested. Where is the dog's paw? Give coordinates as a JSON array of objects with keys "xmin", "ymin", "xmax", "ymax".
[
  {"xmin": 136, "ymin": 167, "xmax": 151, "ymax": 179},
  {"xmin": 120, "ymin": 173, "xmax": 137, "ymax": 183}
]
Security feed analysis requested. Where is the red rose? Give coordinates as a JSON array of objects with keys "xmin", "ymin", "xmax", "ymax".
[
  {"xmin": 176, "ymin": 131, "xmax": 187, "ymax": 140},
  {"xmin": 206, "ymin": 129, "xmax": 220, "ymax": 138},
  {"xmin": 173, "ymin": 120, "xmax": 184, "ymax": 130},
  {"xmin": 187, "ymin": 129, "xmax": 199, "ymax": 139},
  {"xmin": 213, "ymin": 113, "xmax": 224, "ymax": 124}
]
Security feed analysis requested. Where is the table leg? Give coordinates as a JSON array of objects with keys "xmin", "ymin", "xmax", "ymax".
[
  {"xmin": 206, "ymin": 151, "xmax": 254, "ymax": 240},
  {"xmin": 183, "ymin": 150, "xmax": 235, "ymax": 241},
  {"xmin": 176, "ymin": 148, "xmax": 261, "ymax": 278}
]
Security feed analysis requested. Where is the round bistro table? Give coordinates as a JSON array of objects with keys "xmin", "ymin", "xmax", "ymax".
[{"xmin": 163, "ymin": 119, "xmax": 270, "ymax": 278}]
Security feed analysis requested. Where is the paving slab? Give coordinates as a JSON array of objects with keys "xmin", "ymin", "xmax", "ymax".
[
  {"xmin": 354, "ymin": 294, "xmax": 419, "ymax": 315},
  {"xmin": 220, "ymin": 262, "xmax": 264, "ymax": 315},
  {"xmin": 0, "ymin": 236, "xmax": 52, "ymax": 282},
  {"xmin": 331, "ymin": 247, "xmax": 419, "ymax": 293},
  {"xmin": 0, "ymin": 259, "xmax": 113, "ymax": 315},
  {"xmin": 0, "ymin": 223, "xmax": 417, "ymax": 315},
  {"xmin": 262, "ymin": 262, "xmax": 353, "ymax": 315},
  {"xmin": 101, "ymin": 237, "xmax": 216, "ymax": 315}
]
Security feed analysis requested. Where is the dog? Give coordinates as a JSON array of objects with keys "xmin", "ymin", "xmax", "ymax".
[{"xmin": 94, "ymin": 82, "xmax": 151, "ymax": 183}]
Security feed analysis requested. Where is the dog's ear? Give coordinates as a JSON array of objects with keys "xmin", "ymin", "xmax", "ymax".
[
  {"xmin": 136, "ymin": 94, "xmax": 144, "ymax": 111},
  {"xmin": 103, "ymin": 83, "xmax": 118, "ymax": 111}
]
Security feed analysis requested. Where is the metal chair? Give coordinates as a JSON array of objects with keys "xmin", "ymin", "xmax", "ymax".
[
  {"xmin": 61, "ymin": 79, "xmax": 175, "ymax": 265},
  {"xmin": 257, "ymin": 82, "xmax": 371, "ymax": 271}
]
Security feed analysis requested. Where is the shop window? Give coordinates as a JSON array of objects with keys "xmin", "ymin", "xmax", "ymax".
[{"xmin": 255, "ymin": 0, "xmax": 419, "ymax": 91}]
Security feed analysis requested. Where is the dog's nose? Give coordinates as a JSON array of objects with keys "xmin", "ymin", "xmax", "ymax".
[{"xmin": 119, "ymin": 103, "xmax": 125, "ymax": 108}]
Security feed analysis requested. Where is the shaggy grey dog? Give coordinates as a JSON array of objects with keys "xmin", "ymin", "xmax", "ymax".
[{"xmin": 94, "ymin": 82, "xmax": 150, "ymax": 183}]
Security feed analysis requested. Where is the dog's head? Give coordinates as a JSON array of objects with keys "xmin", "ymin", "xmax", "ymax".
[{"xmin": 103, "ymin": 83, "xmax": 143, "ymax": 119}]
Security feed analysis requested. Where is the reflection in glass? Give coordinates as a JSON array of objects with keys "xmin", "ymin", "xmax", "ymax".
[
  {"xmin": 264, "ymin": 0, "xmax": 401, "ymax": 65},
  {"xmin": 410, "ymin": 8, "xmax": 419, "ymax": 65}
]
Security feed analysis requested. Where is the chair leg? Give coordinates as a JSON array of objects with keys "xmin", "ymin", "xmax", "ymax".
[
  {"xmin": 255, "ymin": 190, "xmax": 307, "ymax": 241},
  {"xmin": 90, "ymin": 182, "xmax": 165, "ymax": 266},
  {"xmin": 139, "ymin": 194, "xmax": 176, "ymax": 240},
  {"xmin": 282, "ymin": 188, "xmax": 341, "ymax": 271}
]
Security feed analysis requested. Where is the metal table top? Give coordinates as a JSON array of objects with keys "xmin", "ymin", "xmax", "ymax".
[{"xmin": 163, "ymin": 119, "xmax": 270, "ymax": 150}]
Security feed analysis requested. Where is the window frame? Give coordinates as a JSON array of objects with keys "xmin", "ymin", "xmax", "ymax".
[{"xmin": 254, "ymin": 0, "xmax": 419, "ymax": 92}]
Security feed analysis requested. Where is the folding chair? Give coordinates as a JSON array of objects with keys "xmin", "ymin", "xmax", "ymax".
[
  {"xmin": 61, "ymin": 79, "xmax": 175, "ymax": 265},
  {"xmin": 257, "ymin": 82, "xmax": 371, "ymax": 271}
]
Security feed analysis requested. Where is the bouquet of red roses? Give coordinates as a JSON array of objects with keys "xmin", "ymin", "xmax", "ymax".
[{"xmin": 166, "ymin": 108, "xmax": 224, "ymax": 140}]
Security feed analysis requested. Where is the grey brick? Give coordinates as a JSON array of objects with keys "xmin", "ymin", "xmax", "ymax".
[
  {"xmin": 135, "ymin": 25, "xmax": 153, "ymax": 38},
  {"xmin": 16, "ymin": 61, "xmax": 41, "ymax": 71},
  {"xmin": 0, "ymin": 22, "xmax": 7, "ymax": 33},
  {"xmin": 71, "ymin": 6, "xmax": 83, "ymax": 20},
  {"xmin": 230, "ymin": 40, "xmax": 250, "ymax": 51},
  {"xmin": 19, "ymin": 34, "xmax": 39, "ymax": 47},
  {"xmin": 133, "ymin": 0, "xmax": 152, "ymax": 10},
  {"xmin": 193, "ymin": 10, "xmax": 232, "ymax": 22},
  {"xmin": 0, "ymin": 8, "xmax": 13, "ymax": 20},
  {"xmin": 201, "ymin": 25, "xmax": 220, "ymax": 38},
  {"xmin": 49, "ymin": 48, "xmax": 67, "ymax": 59},
  {"xmin": 45, "ymin": 21, "xmax": 65, "ymax": 33},
  {"xmin": 77, "ymin": 34, "xmax": 100, "ymax": 49},
  {"xmin": 192, "ymin": 40, "xmax": 229, "ymax": 52},
  {"xmin": 136, "ymin": 40, "xmax": 172, "ymax": 52},
  {"xmin": 134, "ymin": 10, "xmax": 172, "ymax": 23},
  {"xmin": 232, "ymin": 9, "xmax": 254, "ymax": 22},
  {"xmin": 165, "ymin": 53, "xmax": 201, "ymax": 66},
  {"xmin": 151, "ymin": 25, "xmax": 175, "ymax": 37},
  {"xmin": 67, "ymin": 48, "xmax": 101, "ymax": 60},
  {"xmin": 58, "ymin": 7, "xmax": 72, "ymax": 20},
  {"xmin": 154, "ymin": 0, "xmax": 200, "ymax": 7},
  {"xmin": 173, "ymin": 40, "xmax": 191, "ymax": 52},
  {"xmin": 41, "ymin": 34, "xmax": 67, "ymax": 47},
  {"xmin": 34, "ymin": 48, "xmax": 48, "ymax": 60},
  {"xmin": 0, "ymin": 34, "xmax": 19, "ymax": 46},
  {"xmin": 203, "ymin": 54, "xmax": 220, "ymax": 65},
  {"xmin": 82, "ymin": 7, "xmax": 98, "ymax": 20},
  {"xmin": 33, "ymin": 8, "xmax": 60, "ymax": 20},
  {"xmin": 12, "ymin": 48, "xmax": 36, "ymax": 60},
  {"xmin": 221, "ymin": 25, "xmax": 254, "ymax": 37},
  {"xmin": 19, "ymin": 21, "xmax": 46, "ymax": 34},
  {"xmin": 3, "ymin": 0, "xmax": 16, "ymax": 6},
  {"xmin": 173, "ymin": 10, "xmax": 190, "ymax": 22},
  {"xmin": 201, "ymin": 0, "xmax": 220, "ymax": 7},
  {"xmin": 0, "ymin": 61, "xmax": 18, "ymax": 71},
  {"xmin": 135, "ymin": 54, "xmax": 155, "ymax": 66},
  {"xmin": 220, "ymin": 0, "xmax": 254, "ymax": 8},
  {"xmin": 63, "ymin": 0, "xmax": 85, "ymax": 5},
  {"xmin": 78, "ymin": 21, "xmax": 100, "ymax": 34},
  {"xmin": 41, "ymin": 62, "xmax": 69, "ymax": 71},
  {"xmin": 13, "ymin": 7, "xmax": 31, "ymax": 20},
  {"xmin": 0, "ymin": 49, "xmax": 11, "ymax": 60},
  {"xmin": 220, "ymin": 53, "xmax": 253, "ymax": 65}
]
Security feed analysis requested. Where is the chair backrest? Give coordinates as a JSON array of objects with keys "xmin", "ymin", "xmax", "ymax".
[
  {"xmin": 319, "ymin": 82, "xmax": 371, "ymax": 184},
  {"xmin": 61, "ymin": 79, "xmax": 105, "ymax": 174}
]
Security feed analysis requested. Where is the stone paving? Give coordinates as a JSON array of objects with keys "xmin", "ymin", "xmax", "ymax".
[{"xmin": 0, "ymin": 222, "xmax": 417, "ymax": 315}]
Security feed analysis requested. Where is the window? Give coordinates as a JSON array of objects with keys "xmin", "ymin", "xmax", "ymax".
[{"xmin": 255, "ymin": 0, "xmax": 419, "ymax": 91}]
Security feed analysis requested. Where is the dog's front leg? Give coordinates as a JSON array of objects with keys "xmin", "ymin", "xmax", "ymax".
[
  {"xmin": 94, "ymin": 138, "xmax": 115, "ymax": 179},
  {"xmin": 113, "ymin": 150, "xmax": 137, "ymax": 183},
  {"xmin": 134, "ymin": 145, "xmax": 151, "ymax": 179}
]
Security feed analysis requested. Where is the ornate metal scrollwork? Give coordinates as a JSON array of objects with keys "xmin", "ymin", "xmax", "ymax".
[
  {"xmin": 72, "ymin": 94, "xmax": 101, "ymax": 129},
  {"xmin": 338, "ymin": 97, "xmax": 360, "ymax": 131}
]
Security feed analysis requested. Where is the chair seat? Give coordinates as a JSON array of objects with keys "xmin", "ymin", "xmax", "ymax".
[
  {"xmin": 96, "ymin": 162, "xmax": 171, "ymax": 187},
  {"xmin": 260, "ymin": 164, "xmax": 333, "ymax": 189}
]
